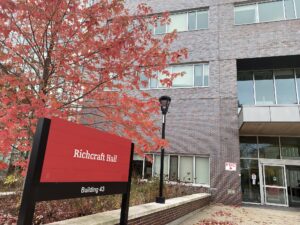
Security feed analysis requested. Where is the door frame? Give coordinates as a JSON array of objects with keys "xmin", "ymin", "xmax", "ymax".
[
  {"xmin": 261, "ymin": 163, "xmax": 288, "ymax": 206},
  {"xmin": 259, "ymin": 159, "xmax": 300, "ymax": 206}
]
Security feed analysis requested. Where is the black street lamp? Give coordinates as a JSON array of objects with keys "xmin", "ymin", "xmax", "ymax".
[{"xmin": 156, "ymin": 95, "xmax": 171, "ymax": 204}]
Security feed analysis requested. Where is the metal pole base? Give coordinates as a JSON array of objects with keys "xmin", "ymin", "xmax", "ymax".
[{"xmin": 156, "ymin": 196, "xmax": 165, "ymax": 204}]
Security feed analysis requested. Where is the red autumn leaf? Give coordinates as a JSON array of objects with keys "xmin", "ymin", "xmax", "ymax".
[{"xmin": 0, "ymin": 0, "xmax": 187, "ymax": 174}]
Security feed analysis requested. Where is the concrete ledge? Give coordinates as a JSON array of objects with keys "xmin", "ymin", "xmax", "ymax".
[{"xmin": 48, "ymin": 193, "xmax": 210, "ymax": 225}]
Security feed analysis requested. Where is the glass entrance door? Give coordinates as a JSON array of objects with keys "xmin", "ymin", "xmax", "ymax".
[{"xmin": 263, "ymin": 165, "xmax": 288, "ymax": 206}]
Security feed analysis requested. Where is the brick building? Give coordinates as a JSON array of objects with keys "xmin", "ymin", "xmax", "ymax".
[{"xmin": 127, "ymin": 0, "xmax": 300, "ymax": 207}]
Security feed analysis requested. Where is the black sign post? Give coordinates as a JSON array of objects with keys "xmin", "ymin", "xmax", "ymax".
[
  {"xmin": 17, "ymin": 118, "xmax": 134, "ymax": 225},
  {"xmin": 120, "ymin": 143, "xmax": 134, "ymax": 224}
]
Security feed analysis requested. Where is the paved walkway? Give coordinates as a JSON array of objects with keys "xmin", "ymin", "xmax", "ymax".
[{"xmin": 169, "ymin": 204, "xmax": 300, "ymax": 225}]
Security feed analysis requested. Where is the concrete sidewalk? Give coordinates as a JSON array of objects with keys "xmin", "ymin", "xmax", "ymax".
[{"xmin": 168, "ymin": 204, "xmax": 300, "ymax": 225}]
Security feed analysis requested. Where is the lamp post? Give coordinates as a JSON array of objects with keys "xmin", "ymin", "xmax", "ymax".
[{"xmin": 156, "ymin": 95, "xmax": 171, "ymax": 204}]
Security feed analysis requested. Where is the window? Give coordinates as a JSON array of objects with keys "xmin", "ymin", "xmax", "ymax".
[
  {"xmin": 169, "ymin": 156, "xmax": 178, "ymax": 181},
  {"xmin": 296, "ymin": 0, "xmax": 300, "ymax": 18},
  {"xmin": 258, "ymin": 1, "xmax": 284, "ymax": 22},
  {"xmin": 234, "ymin": 4, "xmax": 257, "ymax": 25},
  {"xmin": 142, "ymin": 63, "xmax": 209, "ymax": 89},
  {"xmin": 240, "ymin": 136, "xmax": 258, "ymax": 158},
  {"xmin": 195, "ymin": 157, "xmax": 209, "ymax": 185},
  {"xmin": 281, "ymin": 137, "xmax": 300, "ymax": 159},
  {"xmin": 240, "ymin": 136, "xmax": 300, "ymax": 160},
  {"xmin": 254, "ymin": 71, "xmax": 275, "ymax": 105},
  {"xmin": 179, "ymin": 156, "xmax": 193, "ymax": 183},
  {"xmin": 168, "ymin": 13, "xmax": 187, "ymax": 32},
  {"xmin": 285, "ymin": 0, "xmax": 297, "ymax": 19},
  {"xmin": 132, "ymin": 154, "xmax": 144, "ymax": 178},
  {"xmin": 238, "ymin": 68, "xmax": 300, "ymax": 106},
  {"xmin": 172, "ymin": 65, "xmax": 194, "ymax": 87},
  {"xmin": 274, "ymin": 70, "xmax": 297, "ymax": 104},
  {"xmin": 153, "ymin": 9, "xmax": 208, "ymax": 34},
  {"xmin": 296, "ymin": 69, "xmax": 300, "ymax": 96},
  {"xmin": 237, "ymin": 72, "xmax": 255, "ymax": 105},
  {"xmin": 234, "ymin": 0, "xmax": 300, "ymax": 25},
  {"xmin": 258, "ymin": 137, "xmax": 280, "ymax": 159},
  {"xmin": 188, "ymin": 10, "xmax": 209, "ymax": 30},
  {"xmin": 136, "ymin": 154, "xmax": 209, "ymax": 185},
  {"xmin": 188, "ymin": 12, "xmax": 197, "ymax": 30},
  {"xmin": 153, "ymin": 155, "xmax": 169, "ymax": 177},
  {"xmin": 177, "ymin": 155, "xmax": 210, "ymax": 185}
]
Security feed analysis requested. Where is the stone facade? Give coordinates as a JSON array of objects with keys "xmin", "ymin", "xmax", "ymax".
[{"xmin": 126, "ymin": 0, "xmax": 300, "ymax": 205}]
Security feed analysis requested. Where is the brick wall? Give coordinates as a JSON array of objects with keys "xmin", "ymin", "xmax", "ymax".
[
  {"xmin": 126, "ymin": 196, "xmax": 211, "ymax": 225},
  {"xmin": 125, "ymin": 0, "xmax": 300, "ymax": 206}
]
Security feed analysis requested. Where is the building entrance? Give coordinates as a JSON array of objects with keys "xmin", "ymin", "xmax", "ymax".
[
  {"xmin": 240, "ymin": 136, "xmax": 300, "ymax": 207},
  {"xmin": 259, "ymin": 160, "xmax": 300, "ymax": 207},
  {"xmin": 261, "ymin": 164, "xmax": 288, "ymax": 206}
]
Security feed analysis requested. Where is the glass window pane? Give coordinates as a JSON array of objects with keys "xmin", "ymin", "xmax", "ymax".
[
  {"xmin": 132, "ymin": 160, "xmax": 143, "ymax": 178},
  {"xmin": 169, "ymin": 156, "xmax": 178, "ymax": 181},
  {"xmin": 296, "ymin": 69, "xmax": 300, "ymax": 99},
  {"xmin": 148, "ymin": 23, "xmax": 154, "ymax": 33},
  {"xmin": 264, "ymin": 165, "xmax": 285, "ymax": 186},
  {"xmin": 172, "ymin": 65, "xmax": 193, "ymax": 87},
  {"xmin": 258, "ymin": 1, "xmax": 284, "ymax": 22},
  {"xmin": 240, "ymin": 136, "xmax": 258, "ymax": 158},
  {"xmin": 274, "ymin": 70, "xmax": 297, "ymax": 104},
  {"xmin": 179, "ymin": 156, "xmax": 193, "ymax": 183},
  {"xmin": 139, "ymin": 72, "xmax": 148, "ymax": 89},
  {"xmin": 168, "ymin": 13, "xmax": 187, "ymax": 32},
  {"xmin": 237, "ymin": 72, "xmax": 255, "ymax": 105},
  {"xmin": 155, "ymin": 20, "xmax": 166, "ymax": 34},
  {"xmin": 254, "ymin": 71, "xmax": 275, "ymax": 105},
  {"xmin": 150, "ymin": 77, "xmax": 158, "ymax": 88},
  {"xmin": 258, "ymin": 137, "xmax": 280, "ymax": 159},
  {"xmin": 188, "ymin": 12, "xmax": 197, "ymax": 30},
  {"xmin": 265, "ymin": 187, "xmax": 287, "ymax": 205},
  {"xmin": 240, "ymin": 159, "xmax": 260, "ymax": 203},
  {"xmin": 154, "ymin": 155, "xmax": 169, "ymax": 178},
  {"xmin": 133, "ymin": 153, "xmax": 143, "ymax": 161},
  {"xmin": 154, "ymin": 155, "xmax": 160, "ymax": 177},
  {"xmin": 280, "ymin": 137, "xmax": 300, "ymax": 159},
  {"xmin": 295, "ymin": 0, "xmax": 300, "ymax": 18},
  {"xmin": 195, "ymin": 158, "xmax": 209, "ymax": 185},
  {"xmin": 158, "ymin": 68, "xmax": 170, "ymax": 88},
  {"xmin": 234, "ymin": 4, "xmax": 257, "ymax": 25},
  {"xmin": 150, "ymin": 72, "xmax": 158, "ymax": 88},
  {"xmin": 144, "ymin": 155, "xmax": 153, "ymax": 179},
  {"xmin": 194, "ymin": 64, "xmax": 203, "ymax": 86},
  {"xmin": 197, "ymin": 11, "xmax": 208, "ymax": 29},
  {"xmin": 240, "ymin": 159, "xmax": 259, "ymax": 169},
  {"xmin": 284, "ymin": 0, "xmax": 296, "ymax": 19},
  {"xmin": 203, "ymin": 64, "xmax": 209, "ymax": 86}
]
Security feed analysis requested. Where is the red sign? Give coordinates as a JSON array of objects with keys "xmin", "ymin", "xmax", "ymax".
[{"xmin": 40, "ymin": 118, "xmax": 132, "ymax": 183}]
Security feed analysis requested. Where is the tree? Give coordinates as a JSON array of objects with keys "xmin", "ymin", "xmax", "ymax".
[{"xmin": 0, "ymin": 0, "xmax": 187, "ymax": 174}]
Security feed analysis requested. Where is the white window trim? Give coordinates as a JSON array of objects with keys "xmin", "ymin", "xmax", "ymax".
[
  {"xmin": 240, "ymin": 135, "xmax": 300, "ymax": 161},
  {"xmin": 153, "ymin": 9, "xmax": 209, "ymax": 35},
  {"xmin": 145, "ymin": 153, "xmax": 210, "ymax": 187},
  {"xmin": 140, "ymin": 63, "xmax": 210, "ymax": 90},
  {"xmin": 234, "ymin": 0, "xmax": 300, "ymax": 26},
  {"xmin": 238, "ymin": 68, "xmax": 300, "ymax": 106}
]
